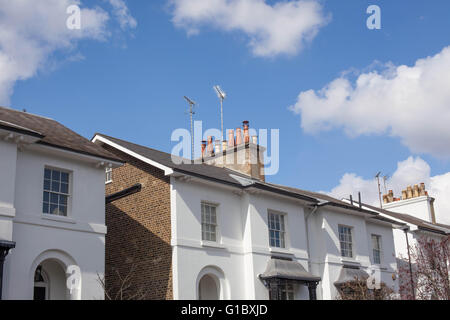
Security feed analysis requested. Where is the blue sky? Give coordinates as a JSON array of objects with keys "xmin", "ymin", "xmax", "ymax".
[{"xmin": 6, "ymin": 0, "xmax": 450, "ymax": 199}]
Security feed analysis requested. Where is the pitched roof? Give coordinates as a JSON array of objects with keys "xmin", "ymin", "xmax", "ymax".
[
  {"xmin": 93, "ymin": 133, "xmax": 409, "ymax": 222},
  {"xmin": 348, "ymin": 200, "xmax": 450, "ymax": 235},
  {"xmin": 0, "ymin": 106, "xmax": 121, "ymax": 162}
]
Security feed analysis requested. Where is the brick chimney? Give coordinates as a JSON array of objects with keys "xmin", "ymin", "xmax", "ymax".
[{"xmin": 202, "ymin": 121, "xmax": 265, "ymax": 181}]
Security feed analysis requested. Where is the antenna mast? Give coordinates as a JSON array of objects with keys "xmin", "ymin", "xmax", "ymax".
[
  {"xmin": 213, "ymin": 85, "xmax": 227, "ymax": 141},
  {"xmin": 184, "ymin": 96, "xmax": 196, "ymax": 160},
  {"xmin": 375, "ymin": 172, "xmax": 383, "ymax": 208}
]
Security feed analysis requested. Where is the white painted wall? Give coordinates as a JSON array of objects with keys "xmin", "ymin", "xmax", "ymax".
[
  {"xmin": 0, "ymin": 142, "xmax": 107, "ymax": 300},
  {"xmin": 384, "ymin": 196, "xmax": 433, "ymax": 223},
  {"xmin": 171, "ymin": 176, "xmax": 398, "ymax": 300}
]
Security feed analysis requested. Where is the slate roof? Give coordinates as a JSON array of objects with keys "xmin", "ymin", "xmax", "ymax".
[
  {"xmin": 94, "ymin": 133, "xmax": 447, "ymax": 232},
  {"xmin": 0, "ymin": 106, "xmax": 121, "ymax": 162},
  {"xmin": 94, "ymin": 133, "xmax": 410, "ymax": 225},
  {"xmin": 355, "ymin": 201, "xmax": 450, "ymax": 235}
]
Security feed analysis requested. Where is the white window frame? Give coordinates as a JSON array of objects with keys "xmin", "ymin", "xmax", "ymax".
[
  {"xmin": 42, "ymin": 167, "xmax": 71, "ymax": 217},
  {"xmin": 201, "ymin": 202, "xmax": 219, "ymax": 243},
  {"xmin": 279, "ymin": 281, "xmax": 295, "ymax": 300},
  {"xmin": 268, "ymin": 211, "xmax": 287, "ymax": 249},
  {"xmin": 338, "ymin": 225, "xmax": 354, "ymax": 258},
  {"xmin": 105, "ymin": 167, "xmax": 113, "ymax": 184},
  {"xmin": 371, "ymin": 234, "xmax": 383, "ymax": 265}
]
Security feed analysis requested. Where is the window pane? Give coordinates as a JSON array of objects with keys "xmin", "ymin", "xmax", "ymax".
[
  {"xmin": 50, "ymin": 204, "xmax": 58, "ymax": 215},
  {"xmin": 44, "ymin": 169, "xmax": 51, "ymax": 179},
  {"xmin": 50, "ymin": 193, "xmax": 58, "ymax": 204},
  {"xmin": 59, "ymin": 195, "xmax": 67, "ymax": 206},
  {"xmin": 51, "ymin": 181, "xmax": 59, "ymax": 192},
  {"xmin": 43, "ymin": 191, "xmax": 49, "ymax": 202},
  {"xmin": 61, "ymin": 172, "xmax": 69, "ymax": 183},
  {"xmin": 43, "ymin": 179, "xmax": 50, "ymax": 191},
  {"xmin": 43, "ymin": 203, "xmax": 49, "ymax": 214},
  {"xmin": 60, "ymin": 183, "xmax": 69, "ymax": 194},
  {"xmin": 52, "ymin": 170, "xmax": 60, "ymax": 181},
  {"xmin": 59, "ymin": 205, "xmax": 67, "ymax": 216}
]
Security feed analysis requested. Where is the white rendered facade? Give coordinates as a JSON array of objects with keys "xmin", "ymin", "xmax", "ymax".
[
  {"xmin": 170, "ymin": 175, "xmax": 398, "ymax": 300},
  {"xmin": 0, "ymin": 129, "xmax": 119, "ymax": 300}
]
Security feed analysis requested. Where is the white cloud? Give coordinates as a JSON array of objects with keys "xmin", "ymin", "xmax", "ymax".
[
  {"xmin": 170, "ymin": 0, "xmax": 329, "ymax": 57},
  {"xmin": 323, "ymin": 156, "xmax": 450, "ymax": 225},
  {"xmin": 289, "ymin": 46, "xmax": 450, "ymax": 158},
  {"xmin": 0, "ymin": 0, "xmax": 136, "ymax": 105},
  {"xmin": 107, "ymin": 0, "xmax": 137, "ymax": 30}
]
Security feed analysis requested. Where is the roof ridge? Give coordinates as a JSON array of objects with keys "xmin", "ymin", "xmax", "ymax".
[{"xmin": 0, "ymin": 106, "xmax": 54, "ymax": 121}]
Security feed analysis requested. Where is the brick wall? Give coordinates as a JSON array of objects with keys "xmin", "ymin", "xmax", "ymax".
[{"xmin": 103, "ymin": 145, "xmax": 173, "ymax": 300}]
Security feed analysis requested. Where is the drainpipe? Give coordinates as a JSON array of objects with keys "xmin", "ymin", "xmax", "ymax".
[
  {"xmin": 403, "ymin": 227, "xmax": 416, "ymax": 300},
  {"xmin": 0, "ymin": 240, "xmax": 16, "ymax": 300},
  {"xmin": 305, "ymin": 205, "xmax": 319, "ymax": 275}
]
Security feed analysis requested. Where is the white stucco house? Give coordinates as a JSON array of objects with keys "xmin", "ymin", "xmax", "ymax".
[
  {"xmin": 93, "ymin": 121, "xmax": 403, "ymax": 300},
  {"xmin": 0, "ymin": 107, "xmax": 122, "ymax": 300},
  {"xmin": 343, "ymin": 186, "xmax": 450, "ymax": 299}
]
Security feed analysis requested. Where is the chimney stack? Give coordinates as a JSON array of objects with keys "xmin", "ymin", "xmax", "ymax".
[
  {"xmin": 236, "ymin": 128, "xmax": 243, "ymax": 145},
  {"xmin": 419, "ymin": 183, "xmax": 426, "ymax": 196},
  {"xmin": 243, "ymin": 121, "xmax": 250, "ymax": 144},
  {"xmin": 222, "ymin": 140, "xmax": 228, "ymax": 152},
  {"xmin": 207, "ymin": 136, "xmax": 214, "ymax": 156},
  {"xmin": 202, "ymin": 120, "xmax": 265, "ymax": 182},
  {"xmin": 228, "ymin": 130, "xmax": 235, "ymax": 148},
  {"xmin": 201, "ymin": 140, "xmax": 207, "ymax": 158},
  {"xmin": 413, "ymin": 184, "xmax": 420, "ymax": 198},
  {"xmin": 406, "ymin": 186, "xmax": 413, "ymax": 199},
  {"xmin": 214, "ymin": 140, "xmax": 221, "ymax": 155}
]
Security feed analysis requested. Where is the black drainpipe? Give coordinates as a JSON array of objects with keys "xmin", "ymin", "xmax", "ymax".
[
  {"xmin": 0, "ymin": 240, "xmax": 16, "ymax": 300},
  {"xmin": 404, "ymin": 229, "xmax": 416, "ymax": 300}
]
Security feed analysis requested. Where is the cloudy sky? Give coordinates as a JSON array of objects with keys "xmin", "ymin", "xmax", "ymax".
[{"xmin": 2, "ymin": 0, "xmax": 450, "ymax": 223}]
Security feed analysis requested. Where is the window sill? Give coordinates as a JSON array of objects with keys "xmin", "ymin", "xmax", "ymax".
[
  {"xmin": 370, "ymin": 264, "xmax": 388, "ymax": 270},
  {"xmin": 269, "ymin": 247, "xmax": 293, "ymax": 256},
  {"xmin": 340, "ymin": 257, "xmax": 361, "ymax": 266},
  {"xmin": 201, "ymin": 241, "xmax": 225, "ymax": 249},
  {"xmin": 41, "ymin": 214, "xmax": 75, "ymax": 224},
  {"xmin": 105, "ymin": 180, "xmax": 113, "ymax": 185}
]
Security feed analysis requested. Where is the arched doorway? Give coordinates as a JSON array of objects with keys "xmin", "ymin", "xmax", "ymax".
[
  {"xmin": 196, "ymin": 266, "xmax": 229, "ymax": 300},
  {"xmin": 33, "ymin": 259, "xmax": 68, "ymax": 300},
  {"xmin": 198, "ymin": 274, "xmax": 219, "ymax": 300}
]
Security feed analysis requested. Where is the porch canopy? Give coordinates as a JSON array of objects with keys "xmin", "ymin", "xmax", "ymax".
[
  {"xmin": 259, "ymin": 257, "xmax": 321, "ymax": 300},
  {"xmin": 334, "ymin": 265, "xmax": 370, "ymax": 287}
]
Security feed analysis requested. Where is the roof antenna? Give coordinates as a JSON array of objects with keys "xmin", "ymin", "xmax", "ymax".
[
  {"xmin": 358, "ymin": 192, "xmax": 362, "ymax": 209},
  {"xmin": 375, "ymin": 172, "xmax": 383, "ymax": 208},
  {"xmin": 184, "ymin": 96, "xmax": 196, "ymax": 161},
  {"xmin": 213, "ymin": 85, "xmax": 226, "ymax": 141},
  {"xmin": 383, "ymin": 175, "xmax": 389, "ymax": 194}
]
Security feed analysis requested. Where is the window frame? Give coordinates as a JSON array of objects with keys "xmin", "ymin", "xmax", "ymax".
[
  {"xmin": 279, "ymin": 281, "xmax": 295, "ymax": 300},
  {"xmin": 201, "ymin": 202, "xmax": 219, "ymax": 243},
  {"xmin": 42, "ymin": 167, "xmax": 71, "ymax": 217},
  {"xmin": 371, "ymin": 234, "xmax": 383, "ymax": 265},
  {"xmin": 268, "ymin": 210, "xmax": 287, "ymax": 249},
  {"xmin": 105, "ymin": 167, "xmax": 113, "ymax": 184},
  {"xmin": 338, "ymin": 225, "xmax": 354, "ymax": 258}
]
